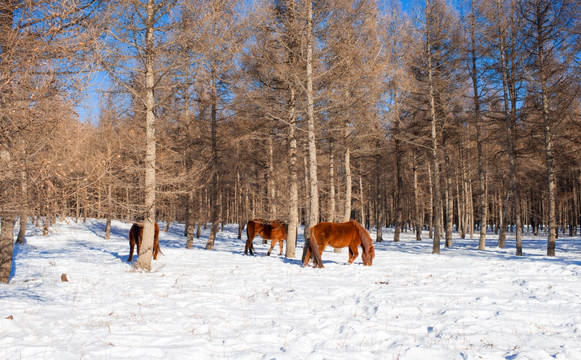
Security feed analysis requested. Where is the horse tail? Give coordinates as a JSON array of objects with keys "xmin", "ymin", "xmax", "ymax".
[
  {"xmin": 154, "ymin": 222, "xmax": 163, "ymax": 258},
  {"xmin": 306, "ymin": 225, "xmax": 324, "ymax": 268},
  {"xmin": 353, "ymin": 221, "xmax": 375, "ymax": 266},
  {"xmin": 245, "ymin": 220, "xmax": 255, "ymax": 254}
]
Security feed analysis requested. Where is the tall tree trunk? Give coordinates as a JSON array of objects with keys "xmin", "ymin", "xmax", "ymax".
[
  {"xmin": 329, "ymin": 149, "xmax": 336, "ymax": 222},
  {"xmin": 265, "ymin": 135, "xmax": 276, "ymax": 244},
  {"xmin": 443, "ymin": 139, "xmax": 453, "ymax": 248},
  {"xmin": 137, "ymin": 0, "xmax": 157, "ymax": 270},
  {"xmin": 393, "ymin": 113, "xmax": 403, "ymax": 242},
  {"xmin": 206, "ymin": 78, "xmax": 220, "ymax": 250},
  {"xmin": 428, "ymin": 163, "xmax": 434, "ymax": 239},
  {"xmin": 375, "ymin": 151, "xmax": 383, "ymax": 242},
  {"xmin": 302, "ymin": 1, "xmax": 320, "ymax": 264},
  {"xmin": 286, "ymin": 86, "xmax": 298, "ymax": 258},
  {"xmin": 16, "ymin": 170, "xmax": 27, "ymax": 244},
  {"xmin": 335, "ymin": 122, "xmax": 351, "ymax": 255},
  {"xmin": 426, "ymin": 0, "xmax": 442, "ymax": 254},
  {"xmin": 186, "ymin": 191, "xmax": 195, "ymax": 249},
  {"xmin": 104, "ymin": 183, "xmax": 112, "ymax": 240},
  {"xmin": 302, "ymin": 157, "xmax": 310, "ymax": 241},
  {"xmin": 469, "ymin": 1, "xmax": 488, "ymax": 249},
  {"xmin": 359, "ymin": 173, "xmax": 365, "ymax": 227},
  {"xmin": 267, "ymin": 135, "xmax": 277, "ymax": 219},
  {"xmin": 413, "ymin": 151, "xmax": 422, "ymax": 241},
  {"xmin": 343, "ymin": 129, "xmax": 352, "ymax": 222},
  {"xmin": 0, "ymin": 0, "xmax": 15, "ymax": 282},
  {"xmin": 535, "ymin": 12, "xmax": 556, "ymax": 256},
  {"xmin": 0, "ymin": 216, "xmax": 14, "ymax": 283}
]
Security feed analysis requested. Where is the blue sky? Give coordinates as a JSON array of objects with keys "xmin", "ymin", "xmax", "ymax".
[{"xmin": 76, "ymin": 0, "xmax": 415, "ymax": 124}]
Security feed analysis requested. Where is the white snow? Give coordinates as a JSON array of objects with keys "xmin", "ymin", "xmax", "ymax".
[{"xmin": 1, "ymin": 219, "xmax": 580, "ymax": 359}]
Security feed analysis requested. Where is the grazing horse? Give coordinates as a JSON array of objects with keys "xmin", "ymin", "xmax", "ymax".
[
  {"xmin": 303, "ymin": 220, "xmax": 375, "ymax": 268},
  {"xmin": 127, "ymin": 221, "xmax": 161, "ymax": 262},
  {"xmin": 245, "ymin": 219, "xmax": 288, "ymax": 256}
]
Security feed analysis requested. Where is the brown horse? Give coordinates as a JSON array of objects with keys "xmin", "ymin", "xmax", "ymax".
[
  {"xmin": 127, "ymin": 221, "xmax": 161, "ymax": 262},
  {"xmin": 303, "ymin": 220, "xmax": 375, "ymax": 268},
  {"xmin": 245, "ymin": 219, "xmax": 288, "ymax": 256}
]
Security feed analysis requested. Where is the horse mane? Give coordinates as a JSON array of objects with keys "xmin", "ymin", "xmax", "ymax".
[{"xmin": 351, "ymin": 220, "xmax": 375, "ymax": 266}]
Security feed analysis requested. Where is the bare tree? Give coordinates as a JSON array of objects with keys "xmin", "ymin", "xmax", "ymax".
[
  {"xmin": 101, "ymin": 0, "xmax": 185, "ymax": 269},
  {"xmin": 520, "ymin": 0, "xmax": 579, "ymax": 256}
]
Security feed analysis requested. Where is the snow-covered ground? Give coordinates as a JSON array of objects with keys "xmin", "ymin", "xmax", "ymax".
[{"xmin": 1, "ymin": 219, "xmax": 580, "ymax": 360}]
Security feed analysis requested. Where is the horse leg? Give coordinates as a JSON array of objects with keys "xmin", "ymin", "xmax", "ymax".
[
  {"xmin": 279, "ymin": 239, "xmax": 283, "ymax": 255},
  {"xmin": 348, "ymin": 243, "xmax": 358, "ymax": 264},
  {"xmin": 318, "ymin": 244, "xmax": 327, "ymax": 260},
  {"xmin": 245, "ymin": 229, "xmax": 255, "ymax": 255},
  {"xmin": 303, "ymin": 246, "xmax": 311, "ymax": 266},
  {"xmin": 153, "ymin": 223, "xmax": 160, "ymax": 260},
  {"xmin": 267, "ymin": 239, "xmax": 276, "ymax": 256},
  {"xmin": 153, "ymin": 239, "xmax": 159, "ymax": 260},
  {"xmin": 128, "ymin": 240, "xmax": 134, "ymax": 262}
]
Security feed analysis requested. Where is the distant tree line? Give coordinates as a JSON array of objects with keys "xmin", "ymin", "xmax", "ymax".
[{"xmin": 1, "ymin": 0, "xmax": 579, "ymax": 277}]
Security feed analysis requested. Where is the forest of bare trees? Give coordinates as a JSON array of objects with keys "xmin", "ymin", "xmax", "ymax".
[{"xmin": 1, "ymin": 0, "xmax": 579, "ymax": 279}]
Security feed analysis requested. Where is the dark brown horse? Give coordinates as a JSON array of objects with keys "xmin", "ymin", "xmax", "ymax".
[
  {"xmin": 245, "ymin": 219, "xmax": 288, "ymax": 256},
  {"xmin": 303, "ymin": 220, "xmax": 375, "ymax": 268},
  {"xmin": 127, "ymin": 222, "xmax": 161, "ymax": 262}
]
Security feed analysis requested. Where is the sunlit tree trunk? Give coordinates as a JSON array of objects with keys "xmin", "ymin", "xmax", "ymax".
[
  {"xmin": 329, "ymin": 149, "xmax": 336, "ymax": 223},
  {"xmin": 137, "ymin": 0, "xmax": 158, "ymax": 270},
  {"xmin": 302, "ymin": 0, "xmax": 320, "ymax": 263},
  {"xmin": 286, "ymin": 88, "xmax": 298, "ymax": 258}
]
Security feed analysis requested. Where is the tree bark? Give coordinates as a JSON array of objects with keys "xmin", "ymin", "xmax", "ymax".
[
  {"xmin": 286, "ymin": 86, "xmax": 298, "ymax": 258},
  {"xmin": 426, "ymin": 0, "xmax": 442, "ymax": 254},
  {"xmin": 302, "ymin": 1, "xmax": 320, "ymax": 264},
  {"xmin": 137, "ymin": 0, "xmax": 158, "ymax": 270},
  {"xmin": 0, "ymin": 216, "xmax": 14, "ymax": 283},
  {"xmin": 413, "ymin": 152, "xmax": 422, "ymax": 241},
  {"xmin": 343, "ymin": 130, "xmax": 352, "ymax": 222},
  {"xmin": 375, "ymin": 150, "xmax": 383, "ymax": 242},
  {"xmin": 206, "ymin": 72, "xmax": 220, "ymax": 250},
  {"xmin": 393, "ymin": 113, "xmax": 403, "ymax": 242},
  {"xmin": 329, "ymin": 149, "xmax": 336, "ymax": 222},
  {"xmin": 468, "ymin": 0, "xmax": 488, "ymax": 250}
]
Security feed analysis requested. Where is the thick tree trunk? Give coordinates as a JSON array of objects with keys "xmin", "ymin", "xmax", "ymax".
[
  {"xmin": 16, "ymin": 215, "xmax": 26, "ymax": 244},
  {"xmin": 302, "ymin": 1, "xmax": 320, "ymax": 264},
  {"xmin": 286, "ymin": 87, "xmax": 298, "ymax": 258},
  {"xmin": 0, "ymin": 216, "xmax": 15, "ymax": 283},
  {"xmin": 16, "ymin": 169, "xmax": 27, "ymax": 244},
  {"xmin": 136, "ymin": 0, "xmax": 157, "ymax": 270},
  {"xmin": 535, "ymin": 21, "xmax": 557, "ymax": 256}
]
